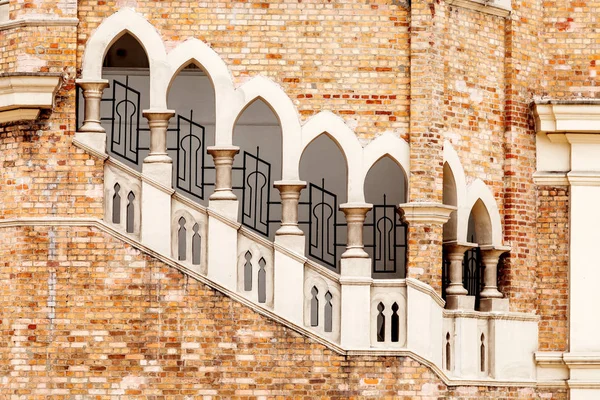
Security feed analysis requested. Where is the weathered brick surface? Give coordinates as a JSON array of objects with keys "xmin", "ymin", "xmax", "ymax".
[
  {"xmin": 536, "ymin": 185, "xmax": 569, "ymax": 352},
  {"xmin": 0, "ymin": 225, "xmax": 567, "ymax": 399},
  {"xmin": 0, "ymin": 0, "xmax": 591, "ymax": 391},
  {"xmin": 76, "ymin": 0, "xmax": 411, "ymax": 139},
  {"xmin": 543, "ymin": 0, "xmax": 600, "ymax": 98}
]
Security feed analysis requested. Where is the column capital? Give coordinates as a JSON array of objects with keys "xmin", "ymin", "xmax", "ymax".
[
  {"xmin": 207, "ymin": 145, "xmax": 240, "ymax": 158},
  {"xmin": 273, "ymin": 180, "xmax": 307, "ymax": 191},
  {"xmin": 443, "ymin": 241, "xmax": 478, "ymax": 256},
  {"xmin": 399, "ymin": 202, "xmax": 456, "ymax": 225},
  {"xmin": 142, "ymin": 109, "xmax": 175, "ymax": 122},
  {"xmin": 76, "ymin": 78, "xmax": 110, "ymax": 90},
  {"xmin": 480, "ymin": 245, "xmax": 511, "ymax": 261}
]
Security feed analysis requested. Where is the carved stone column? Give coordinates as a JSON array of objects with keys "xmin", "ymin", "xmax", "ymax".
[
  {"xmin": 479, "ymin": 245, "xmax": 511, "ymax": 312},
  {"xmin": 339, "ymin": 203, "xmax": 373, "ymax": 349},
  {"xmin": 443, "ymin": 241, "xmax": 477, "ymax": 310},
  {"xmin": 274, "ymin": 180, "xmax": 306, "ymax": 253},
  {"xmin": 142, "ymin": 110, "xmax": 175, "ymax": 187},
  {"xmin": 75, "ymin": 79, "xmax": 110, "ymax": 153},
  {"xmin": 207, "ymin": 146, "xmax": 240, "ymax": 218}
]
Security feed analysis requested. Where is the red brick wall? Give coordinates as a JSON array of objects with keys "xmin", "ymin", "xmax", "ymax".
[
  {"xmin": 543, "ymin": 0, "xmax": 600, "ymax": 99},
  {"xmin": 536, "ymin": 185, "xmax": 569, "ymax": 351},
  {"xmin": 0, "ymin": 225, "xmax": 567, "ymax": 399}
]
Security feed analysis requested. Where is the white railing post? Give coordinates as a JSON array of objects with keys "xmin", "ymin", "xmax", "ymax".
[
  {"xmin": 273, "ymin": 180, "xmax": 306, "ymax": 324},
  {"xmin": 140, "ymin": 110, "xmax": 175, "ymax": 254},
  {"xmin": 206, "ymin": 146, "xmax": 240, "ymax": 291},
  {"xmin": 339, "ymin": 203, "xmax": 373, "ymax": 348}
]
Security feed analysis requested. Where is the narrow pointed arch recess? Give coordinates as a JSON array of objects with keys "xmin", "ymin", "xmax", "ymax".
[
  {"xmin": 363, "ymin": 155, "xmax": 407, "ymax": 279},
  {"xmin": 232, "ymin": 98, "xmax": 283, "ymax": 239},
  {"xmin": 299, "ymin": 133, "xmax": 348, "ymax": 271},
  {"xmin": 167, "ymin": 60, "xmax": 217, "ymax": 206}
]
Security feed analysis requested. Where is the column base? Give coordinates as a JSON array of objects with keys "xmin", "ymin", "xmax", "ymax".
[
  {"xmin": 479, "ymin": 298, "xmax": 509, "ymax": 312},
  {"xmin": 340, "ymin": 257, "xmax": 371, "ymax": 278},
  {"xmin": 208, "ymin": 198, "xmax": 238, "ymax": 220},
  {"xmin": 274, "ymin": 233, "xmax": 305, "ymax": 254},
  {"xmin": 142, "ymin": 162, "xmax": 172, "ymax": 188},
  {"xmin": 445, "ymin": 295, "xmax": 475, "ymax": 310},
  {"xmin": 74, "ymin": 131, "xmax": 106, "ymax": 154}
]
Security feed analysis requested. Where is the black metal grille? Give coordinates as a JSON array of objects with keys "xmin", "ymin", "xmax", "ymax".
[
  {"xmin": 463, "ymin": 236, "xmax": 482, "ymax": 306},
  {"xmin": 442, "ymin": 255, "xmax": 450, "ymax": 300},
  {"xmin": 171, "ymin": 111, "xmax": 210, "ymax": 200},
  {"xmin": 107, "ymin": 77, "xmax": 142, "ymax": 165},
  {"xmin": 364, "ymin": 195, "xmax": 407, "ymax": 278},
  {"xmin": 236, "ymin": 147, "xmax": 272, "ymax": 237},
  {"xmin": 300, "ymin": 179, "xmax": 340, "ymax": 270}
]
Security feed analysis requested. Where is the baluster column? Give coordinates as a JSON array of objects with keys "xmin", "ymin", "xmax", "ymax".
[
  {"xmin": 274, "ymin": 181, "xmax": 306, "ymax": 252},
  {"xmin": 339, "ymin": 203, "xmax": 372, "ymax": 348},
  {"xmin": 207, "ymin": 146, "xmax": 240, "ymax": 218},
  {"xmin": 75, "ymin": 79, "xmax": 109, "ymax": 153},
  {"xmin": 143, "ymin": 110, "xmax": 175, "ymax": 187},
  {"xmin": 443, "ymin": 242, "xmax": 477, "ymax": 310},
  {"xmin": 479, "ymin": 246, "xmax": 511, "ymax": 312}
]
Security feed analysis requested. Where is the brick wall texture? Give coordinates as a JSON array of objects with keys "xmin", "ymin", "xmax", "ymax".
[
  {"xmin": 0, "ymin": 226, "xmax": 567, "ymax": 399},
  {"xmin": 0, "ymin": 0, "xmax": 583, "ymax": 396}
]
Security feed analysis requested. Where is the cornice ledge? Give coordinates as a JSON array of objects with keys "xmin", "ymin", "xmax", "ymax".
[
  {"xmin": 447, "ymin": 0, "xmax": 511, "ymax": 17},
  {"xmin": 0, "ymin": 73, "xmax": 61, "ymax": 123},
  {"xmin": 564, "ymin": 352, "xmax": 600, "ymax": 367},
  {"xmin": 535, "ymin": 351, "xmax": 567, "ymax": 366},
  {"xmin": 399, "ymin": 202, "xmax": 456, "ymax": 225},
  {"xmin": 406, "ymin": 278, "xmax": 446, "ymax": 308},
  {"xmin": 567, "ymin": 171, "xmax": 600, "ymax": 186},
  {"xmin": 534, "ymin": 101, "xmax": 600, "ymax": 134},
  {"xmin": 0, "ymin": 16, "xmax": 79, "ymax": 31},
  {"xmin": 533, "ymin": 171, "xmax": 569, "ymax": 186}
]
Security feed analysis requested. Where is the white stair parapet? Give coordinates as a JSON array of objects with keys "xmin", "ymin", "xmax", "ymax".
[{"xmin": 83, "ymin": 144, "xmax": 544, "ymax": 387}]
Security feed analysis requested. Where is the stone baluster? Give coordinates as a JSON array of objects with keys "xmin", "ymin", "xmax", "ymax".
[
  {"xmin": 75, "ymin": 79, "xmax": 110, "ymax": 153},
  {"xmin": 443, "ymin": 242, "xmax": 477, "ymax": 310},
  {"xmin": 479, "ymin": 246, "xmax": 511, "ymax": 312}
]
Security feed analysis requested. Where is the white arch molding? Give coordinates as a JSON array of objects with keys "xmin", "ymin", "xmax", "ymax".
[
  {"xmin": 80, "ymin": 8, "xmax": 412, "ymax": 205},
  {"xmin": 463, "ymin": 179, "xmax": 503, "ymax": 247},
  {"xmin": 443, "ymin": 141, "xmax": 468, "ymax": 242},
  {"xmin": 81, "ymin": 8, "xmax": 169, "ymax": 110}
]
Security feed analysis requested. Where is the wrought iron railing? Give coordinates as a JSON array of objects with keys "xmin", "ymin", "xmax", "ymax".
[
  {"xmin": 233, "ymin": 147, "xmax": 274, "ymax": 238},
  {"xmin": 77, "ymin": 78, "xmax": 408, "ymax": 277},
  {"xmin": 364, "ymin": 195, "xmax": 407, "ymax": 278},
  {"xmin": 170, "ymin": 111, "xmax": 210, "ymax": 200},
  {"xmin": 463, "ymin": 235, "xmax": 482, "ymax": 306}
]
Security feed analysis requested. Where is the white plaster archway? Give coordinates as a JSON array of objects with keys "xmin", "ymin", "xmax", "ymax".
[
  {"xmin": 463, "ymin": 179, "xmax": 503, "ymax": 247},
  {"xmin": 232, "ymin": 76, "xmax": 302, "ymax": 180},
  {"xmin": 162, "ymin": 38, "xmax": 238, "ymax": 145},
  {"xmin": 299, "ymin": 111, "xmax": 364, "ymax": 203},
  {"xmin": 80, "ymin": 8, "xmax": 169, "ymax": 110},
  {"xmin": 362, "ymin": 132, "xmax": 410, "ymax": 199},
  {"xmin": 443, "ymin": 141, "xmax": 469, "ymax": 243}
]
